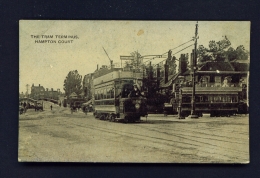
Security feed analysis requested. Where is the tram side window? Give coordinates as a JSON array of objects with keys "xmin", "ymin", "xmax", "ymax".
[
  {"xmin": 111, "ymin": 88, "xmax": 115, "ymax": 98},
  {"xmin": 203, "ymin": 96, "xmax": 208, "ymax": 102},
  {"xmin": 103, "ymin": 88, "xmax": 106, "ymax": 99},
  {"xmin": 232, "ymin": 95, "xmax": 238, "ymax": 102},
  {"xmin": 208, "ymin": 95, "xmax": 213, "ymax": 103},
  {"xmin": 226, "ymin": 96, "xmax": 231, "ymax": 102},
  {"xmin": 98, "ymin": 90, "xmax": 100, "ymax": 100},
  {"xmin": 195, "ymin": 96, "xmax": 201, "ymax": 102},
  {"xmin": 104, "ymin": 89, "xmax": 106, "ymax": 99},
  {"xmin": 100, "ymin": 89, "xmax": 104, "ymax": 100},
  {"xmin": 214, "ymin": 95, "xmax": 218, "ymax": 102},
  {"xmin": 182, "ymin": 96, "xmax": 191, "ymax": 103},
  {"xmin": 106, "ymin": 88, "xmax": 110, "ymax": 99},
  {"xmin": 199, "ymin": 96, "xmax": 203, "ymax": 102},
  {"xmin": 95, "ymin": 91, "xmax": 98, "ymax": 100}
]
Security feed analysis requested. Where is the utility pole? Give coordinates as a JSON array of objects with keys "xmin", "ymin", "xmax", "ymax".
[{"xmin": 191, "ymin": 22, "xmax": 199, "ymax": 118}]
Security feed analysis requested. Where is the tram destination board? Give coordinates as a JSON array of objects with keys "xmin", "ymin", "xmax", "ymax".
[{"xmin": 19, "ymin": 21, "xmax": 250, "ymax": 163}]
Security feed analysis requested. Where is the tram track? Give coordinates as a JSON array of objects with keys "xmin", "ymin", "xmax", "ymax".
[
  {"xmin": 19, "ymin": 108, "xmax": 249, "ymax": 162},
  {"xmin": 136, "ymin": 119, "xmax": 248, "ymax": 145},
  {"xmin": 59, "ymin": 115, "xmax": 248, "ymax": 161}
]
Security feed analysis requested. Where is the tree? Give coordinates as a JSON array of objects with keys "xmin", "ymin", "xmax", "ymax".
[
  {"xmin": 130, "ymin": 51, "xmax": 142, "ymax": 68},
  {"xmin": 197, "ymin": 36, "xmax": 249, "ymax": 63},
  {"xmin": 63, "ymin": 70, "xmax": 83, "ymax": 98},
  {"xmin": 235, "ymin": 45, "xmax": 249, "ymax": 60},
  {"xmin": 124, "ymin": 51, "xmax": 142, "ymax": 70}
]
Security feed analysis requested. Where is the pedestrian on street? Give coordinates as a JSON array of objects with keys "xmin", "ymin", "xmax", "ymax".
[{"xmin": 50, "ymin": 105, "xmax": 52, "ymax": 110}]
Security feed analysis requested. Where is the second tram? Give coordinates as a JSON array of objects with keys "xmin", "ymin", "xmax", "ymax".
[{"xmin": 176, "ymin": 87, "xmax": 244, "ymax": 117}]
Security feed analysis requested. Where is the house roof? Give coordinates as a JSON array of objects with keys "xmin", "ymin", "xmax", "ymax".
[
  {"xmin": 231, "ymin": 62, "xmax": 249, "ymax": 71},
  {"xmin": 32, "ymin": 86, "xmax": 45, "ymax": 91},
  {"xmin": 200, "ymin": 62, "xmax": 235, "ymax": 71},
  {"xmin": 183, "ymin": 61, "xmax": 249, "ymax": 75},
  {"xmin": 160, "ymin": 72, "xmax": 180, "ymax": 88}
]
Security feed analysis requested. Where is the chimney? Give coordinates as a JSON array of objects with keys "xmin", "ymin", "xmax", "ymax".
[
  {"xmin": 51, "ymin": 88, "xmax": 53, "ymax": 91},
  {"xmin": 164, "ymin": 63, "xmax": 169, "ymax": 84},
  {"xmin": 46, "ymin": 88, "xmax": 48, "ymax": 91},
  {"xmin": 157, "ymin": 64, "xmax": 160, "ymax": 88},
  {"xmin": 39, "ymin": 84, "xmax": 40, "ymax": 87},
  {"xmin": 97, "ymin": 64, "xmax": 99, "ymax": 70},
  {"xmin": 179, "ymin": 54, "xmax": 187, "ymax": 74}
]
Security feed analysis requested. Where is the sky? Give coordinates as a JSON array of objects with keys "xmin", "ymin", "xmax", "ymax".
[{"xmin": 19, "ymin": 21, "xmax": 250, "ymax": 93}]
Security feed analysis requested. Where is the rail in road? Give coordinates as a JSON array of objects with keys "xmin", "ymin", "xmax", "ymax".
[{"xmin": 19, "ymin": 107, "xmax": 249, "ymax": 163}]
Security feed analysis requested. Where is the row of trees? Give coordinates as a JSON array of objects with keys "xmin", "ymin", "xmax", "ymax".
[{"xmin": 197, "ymin": 36, "xmax": 249, "ymax": 63}]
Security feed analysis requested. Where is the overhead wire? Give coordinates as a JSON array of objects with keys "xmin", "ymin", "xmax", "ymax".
[
  {"xmin": 151, "ymin": 43, "xmax": 194, "ymax": 67},
  {"xmin": 143, "ymin": 38, "xmax": 194, "ymax": 64}
]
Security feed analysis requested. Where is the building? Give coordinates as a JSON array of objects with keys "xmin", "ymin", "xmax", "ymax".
[
  {"xmin": 19, "ymin": 92, "xmax": 25, "ymax": 99},
  {"xmin": 158, "ymin": 53, "xmax": 249, "ymax": 96},
  {"xmin": 45, "ymin": 88, "xmax": 59, "ymax": 100},
  {"xmin": 31, "ymin": 84, "xmax": 45, "ymax": 100},
  {"xmin": 30, "ymin": 84, "xmax": 60, "ymax": 100},
  {"xmin": 183, "ymin": 61, "xmax": 249, "ymax": 88},
  {"xmin": 83, "ymin": 73, "xmax": 94, "ymax": 101}
]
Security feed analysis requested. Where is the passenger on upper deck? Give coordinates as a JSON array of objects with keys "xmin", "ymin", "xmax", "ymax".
[
  {"xmin": 122, "ymin": 88, "xmax": 131, "ymax": 98},
  {"xmin": 222, "ymin": 77, "xmax": 230, "ymax": 87}
]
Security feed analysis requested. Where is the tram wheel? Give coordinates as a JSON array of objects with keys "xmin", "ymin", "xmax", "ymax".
[
  {"xmin": 128, "ymin": 117, "xmax": 134, "ymax": 123},
  {"xmin": 109, "ymin": 115, "xmax": 115, "ymax": 122},
  {"xmin": 94, "ymin": 112, "xmax": 99, "ymax": 118},
  {"xmin": 105, "ymin": 115, "xmax": 110, "ymax": 120},
  {"xmin": 124, "ymin": 116, "xmax": 129, "ymax": 123},
  {"xmin": 99, "ymin": 115, "xmax": 105, "ymax": 120}
]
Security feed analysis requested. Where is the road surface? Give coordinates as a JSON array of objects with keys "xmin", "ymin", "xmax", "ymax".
[{"xmin": 18, "ymin": 102, "xmax": 249, "ymax": 163}]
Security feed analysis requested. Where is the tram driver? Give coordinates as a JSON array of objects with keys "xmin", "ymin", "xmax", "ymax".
[{"xmin": 128, "ymin": 84, "xmax": 143, "ymax": 98}]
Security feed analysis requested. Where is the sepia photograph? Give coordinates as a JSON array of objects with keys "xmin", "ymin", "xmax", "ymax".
[{"xmin": 19, "ymin": 20, "xmax": 250, "ymax": 163}]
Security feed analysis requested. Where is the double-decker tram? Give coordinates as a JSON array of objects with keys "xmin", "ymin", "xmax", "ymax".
[
  {"xmin": 177, "ymin": 87, "xmax": 243, "ymax": 117},
  {"xmin": 93, "ymin": 69, "xmax": 147, "ymax": 123}
]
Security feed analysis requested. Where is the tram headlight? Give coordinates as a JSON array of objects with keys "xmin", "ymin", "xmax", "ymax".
[{"xmin": 135, "ymin": 103, "xmax": 140, "ymax": 109}]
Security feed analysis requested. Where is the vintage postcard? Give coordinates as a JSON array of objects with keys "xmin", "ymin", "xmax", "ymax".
[{"xmin": 19, "ymin": 20, "xmax": 250, "ymax": 163}]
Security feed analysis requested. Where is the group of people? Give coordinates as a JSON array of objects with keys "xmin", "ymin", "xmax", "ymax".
[
  {"xmin": 128, "ymin": 84, "xmax": 144, "ymax": 97},
  {"xmin": 118, "ymin": 84, "xmax": 144, "ymax": 98},
  {"xmin": 20, "ymin": 102, "xmax": 28, "ymax": 113}
]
